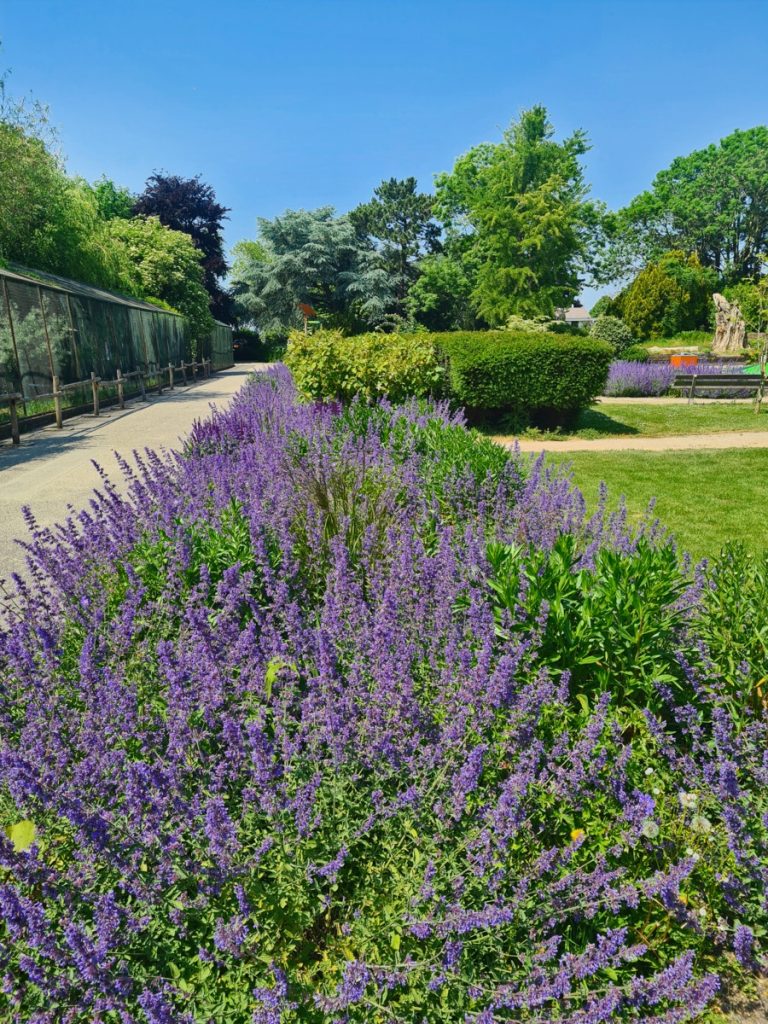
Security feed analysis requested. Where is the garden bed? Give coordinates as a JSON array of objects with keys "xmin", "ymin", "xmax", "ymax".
[{"xmin": 0, "ymin": 367, "xmax": 766, "ymax": 1022}]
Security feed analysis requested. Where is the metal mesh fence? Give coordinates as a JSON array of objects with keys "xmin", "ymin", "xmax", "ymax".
[{"xmin": 0, "ymin": 265, "xmax": 233, "ymax": 428}]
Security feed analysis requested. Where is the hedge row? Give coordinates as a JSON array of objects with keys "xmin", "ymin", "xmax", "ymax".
[
  {"xmin": 285, "ymin": 328, "xmax": 612, "ymax": 424},
  {"xmin": 432, "ymin": 331, "xmax": 612, "ymax": 425}
]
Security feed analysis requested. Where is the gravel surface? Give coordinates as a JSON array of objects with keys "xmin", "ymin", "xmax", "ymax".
[{"xmin": 497, "ymin": 430, "xmax": 768, "ymax": 453}]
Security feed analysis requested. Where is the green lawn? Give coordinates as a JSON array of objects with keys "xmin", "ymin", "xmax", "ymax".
[
  {"xmin": 521, "ymin": 401, "xmax": 768, "ymax": 440},
  {"xmin": 547, "ymin": 449, "xmax": 768, "ymax": 560}
]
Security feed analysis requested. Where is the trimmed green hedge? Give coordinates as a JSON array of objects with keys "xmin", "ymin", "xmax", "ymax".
[
  {"xmin": 285, "ymin": 328, "xmax": 612, "ymax": 427},
  {"xmin": 433, "ymin": 331, "xmax": 613, "ymax": 426}
]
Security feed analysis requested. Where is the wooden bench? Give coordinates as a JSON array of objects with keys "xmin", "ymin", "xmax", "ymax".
[{"xmin": 673, "ymin": 373, "xmax": 766, "ymax": 408}]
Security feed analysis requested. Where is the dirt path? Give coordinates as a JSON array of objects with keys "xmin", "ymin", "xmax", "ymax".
[{"xmin": 496, "ymin": 430, "xmax": 768, "ymax": 453}]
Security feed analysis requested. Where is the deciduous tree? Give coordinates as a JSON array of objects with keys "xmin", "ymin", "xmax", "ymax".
[
  {"xmin": 108, "ymin": 215, "xmax": 213, "ymax": 344},
  {"xmin": 617, "ymin": 127, "xmax": 768, "ymax": 281},
  {"xmin": 134, "ymin": 173, "xmax": 232, "ymax": 321}
]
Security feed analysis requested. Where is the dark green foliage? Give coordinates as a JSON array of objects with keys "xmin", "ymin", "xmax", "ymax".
[
  {"xmin": 618, "ymin": 126, "xmax": 768, "ymax": 279},
  {"xmin": 613, "ymin": 252, "xmax": 718, "ymax": 339},
  {"xmin": 349, "ymin": 177, "xmax": 441, "ymax": 316},
  {"xmin": 405, "ymin": 248, "xmax": 482, "ymax": 331},
  {"xmin": 434, "ymin": 331, "xmax": 612, "ymax": 426}
]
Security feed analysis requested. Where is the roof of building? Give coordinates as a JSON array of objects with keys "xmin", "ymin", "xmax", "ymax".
[
  {"xmin": 563, "ymin": 306, "xmax": 594, "ymax": 322},
  {"xmin": 0, "ymin": 262, "xmax": 181, "ymax": 315}
]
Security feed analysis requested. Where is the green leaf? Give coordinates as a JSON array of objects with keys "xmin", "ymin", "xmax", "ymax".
[
  {"xmin": 390, "ymin": 932, "xmax": 401, "ymax": 951},
  {"xmin": 264, "ymin": 657, "xmax": 296, "ymax": 700},
  {"xmin": 5, "ymin": 819, "xmax": 36, "ymax": 852}
]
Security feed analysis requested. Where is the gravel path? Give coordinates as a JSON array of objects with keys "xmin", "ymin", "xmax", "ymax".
[
  {"xmin": 497, "ymin": 430, "xmax": 768, "ymax": 453},
  {"xmin": 0, "ymin": 364, "xmax": 259, "ymax": 582}
]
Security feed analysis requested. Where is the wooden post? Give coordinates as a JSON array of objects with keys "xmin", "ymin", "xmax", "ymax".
[
  {"xmin": 168, "ymin": 362, "xmax": 174, "ymax": 390},
  {"xmin": 52, "ymin": 375, "xmax": 63, "ymax": 429},
  {"xmin": 191, "ymin": 359, "xmax": 197, "ymax": 380},
  {"xmin": 9, "ymin": 396, "xmax": 20, "ymax": 445},
  {"xmin": 181, "ymin": 362, "xmax": 187, "ymax": 386},
  {"xmin": 688, "ymin": 375, "xmax": 696, "ymax": 404},
  {"xmin": 117, "ymin": 369, "xmax": 125, "ymax": 410},
  {"xmin": 91, "ymin": 372, "xmax": 100, "ymax": 417},
  {"xmin": 139, "ymin": 371, "xmax": 146, "ymax": 402}
]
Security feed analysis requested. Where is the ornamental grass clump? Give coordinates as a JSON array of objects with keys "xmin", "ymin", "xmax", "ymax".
[{"xmin": 0, "ymin": 366, "xmax": 766, "ymax": 1023}]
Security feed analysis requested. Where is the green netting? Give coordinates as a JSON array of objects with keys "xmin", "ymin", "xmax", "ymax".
[{"xmin": 0, "ymin": 265, "xmax": 233, "ymax": 428}]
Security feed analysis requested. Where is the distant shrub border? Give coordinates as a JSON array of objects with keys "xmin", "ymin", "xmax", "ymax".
[
  {"xmin": 286, "ymin": 328, "xmax": 612, "ymax": 427},
  {"xmin": 434, "ymin": 331, "xmax": 612, "ymax": 427}
]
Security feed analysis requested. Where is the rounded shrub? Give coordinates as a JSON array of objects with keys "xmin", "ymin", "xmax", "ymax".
[
  {"xmin": 589, "ymin": 314, "xmax": 634, "ymax": 353},
  {"xmin": 434, "ymin": 330, "xmax": 613, "ymax": 427},
  {"xmin": 621, "ymin": 343, "xmax": 651, "ymax": 363}
]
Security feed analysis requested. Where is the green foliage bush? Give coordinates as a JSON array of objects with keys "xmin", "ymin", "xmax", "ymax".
[
  {"xmin": 723, "ymin": 281, "xmax": 768, "ymax": 332},
  {"xmin": 621, "ymin": 344, "xmax": 651, "ymax": 362},
  {"xmin": 434, "ymin": 331, "xmax": 613, "ymax": 426},
  {"xmin": 590, "ymin": 295, "xmax": 616, "ymax": 317},
  {"xmin": 502, "ymin": 314, "xmax": 579, "ymax": 335},
  {"xmin": 284, "ymin": 328, "xmax": 445, "ymax": 402},
  {"xmin": 588, "ymin": 314, "xmax": 634, "ymax": 352},
  {"xmin": 614, "ymin": 252, "xmax": 719, "ymax": 339}
]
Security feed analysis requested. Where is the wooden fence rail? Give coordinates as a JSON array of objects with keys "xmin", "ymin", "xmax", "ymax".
[{"xmin": 1, "ymin": 359, "xmax": 212, "ymax": 445}]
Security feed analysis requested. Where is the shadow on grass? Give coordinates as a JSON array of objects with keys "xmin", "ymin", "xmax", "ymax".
[
  {"xmin": 477, "ymin": 408, "xmax": 640, "ymax": 440},
  {"xmin": 573, "ymin": 409, "xmax": 640, "ymax": 437}
]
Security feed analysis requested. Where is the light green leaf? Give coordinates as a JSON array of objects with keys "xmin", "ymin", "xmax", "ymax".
[
  {"xmin": 5, "ymin": 819, "xmax": 36, "ymax": 852},
  {"xmin": 264, "ymin": 656, "xmax": 296, "ymax": 700}
]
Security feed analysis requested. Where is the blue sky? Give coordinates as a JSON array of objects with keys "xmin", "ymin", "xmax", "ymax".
[{"xmin": 2, "ymin": 0, "xmax": 767, "ymax": 304}]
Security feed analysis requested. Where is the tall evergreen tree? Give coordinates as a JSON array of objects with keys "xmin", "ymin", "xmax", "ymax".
[
  {"xmin": 434, "ymin": 106, "xmax": 599, "ymax": 323},
  {"xmin": 350, "ymin": 177, "xmax": 440, "ymax": 315},
  {"xmin": 231, "ymin": 207, "xmax": 392, "ymax": 335}
]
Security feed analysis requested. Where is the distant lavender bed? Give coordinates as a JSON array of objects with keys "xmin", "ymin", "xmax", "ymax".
[{"xmin": 605, "ymin": 360, "xmax": 747, "ymax": 398}]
